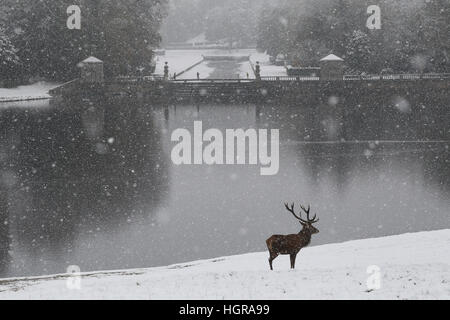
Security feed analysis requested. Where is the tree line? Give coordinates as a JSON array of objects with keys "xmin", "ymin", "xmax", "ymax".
[
  {"xmin": 1, "ymin": 0, "xmax": 448, "ymax": 85},
  {"xmin": 0, "ymin": 0, "xmax": 168, "ymax": 85},
  {"xmin": 256, "ymin": 0, "xmax": 449, "ymax": 73}
]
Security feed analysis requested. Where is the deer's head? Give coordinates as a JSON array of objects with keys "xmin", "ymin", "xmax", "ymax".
[{"xmin": 284, "ymin": 203, "xmax": 320, "ymax": 234}]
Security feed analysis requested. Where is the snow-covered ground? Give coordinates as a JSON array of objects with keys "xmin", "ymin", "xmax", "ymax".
[
  {"xmin": 0, "ymin": 230, "xmax": 448, "ymax": 300},
  {"xmin": 246, "ymin": 51, "xmax": 288, "ymax": 78},
  {"xmin": 154, "ymin": 49, "xmax": 211, "ymax": 79},
  {"xmin": 0, "ymin": 82, "xmax": 60, "ymax": 102},
  {"xmin": 155, "ymin": 49, "xmax": 287, "ymax": 80}
]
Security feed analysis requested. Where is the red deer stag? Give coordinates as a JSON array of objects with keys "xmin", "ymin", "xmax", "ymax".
[{"xmin": 266, "ymin": 203, "xmax": 319, "ymax": 270}]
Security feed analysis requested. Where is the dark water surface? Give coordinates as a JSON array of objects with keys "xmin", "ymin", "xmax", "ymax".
[{"xmin": 0, "ymin": 91, "xmax": 449, "ymax": 278}]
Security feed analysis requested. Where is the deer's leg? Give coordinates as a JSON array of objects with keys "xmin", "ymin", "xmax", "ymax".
[
  {"xmin": 268, "ymin": 252, "xmax": 278, "ymax": 271},
  {"xmin": 290, "ymin": 254, "xmax": 297, "ymax": 269}
]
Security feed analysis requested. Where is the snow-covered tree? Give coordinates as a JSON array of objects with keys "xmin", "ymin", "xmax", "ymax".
[
  {"xmin": 6, "ymin": 0, "xmax": 168, "ymax": 80},
  {"xmin": 414, "ymin": 0, "xmax": 450, "ymax": 72},
  {"xmin": 345, "ymin": 30, "xmax": 376, "ymax": 73},
  {"xmin": 257, "ymin": 0, "xmax": 449, "ymax": 73},
  {"xmin": 0, "ymin": 28, "xmax": 20, "ymax": 81}
]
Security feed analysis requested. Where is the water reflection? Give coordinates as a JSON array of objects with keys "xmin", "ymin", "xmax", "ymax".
[
  {"xmin": 0, "ymin": 89, "xmax": 448, "ymax": 278},
  {"xmin": 1, "ymin": 98, "xmax": 169, "ymax": 276}
]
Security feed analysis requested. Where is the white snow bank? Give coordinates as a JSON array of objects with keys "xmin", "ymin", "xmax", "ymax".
[
  {"xmin": 0, "ymin": 82, "xmax": 60, "ymax": 102},
  {"xmin": 0, "ymin": 230, "xmax": 448, "ymax": 300}
]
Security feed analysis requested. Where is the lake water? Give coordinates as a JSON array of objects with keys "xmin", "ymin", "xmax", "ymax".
[{"xmin": 0, "ymin": 76, "xmax": 449, "ymax": 278}]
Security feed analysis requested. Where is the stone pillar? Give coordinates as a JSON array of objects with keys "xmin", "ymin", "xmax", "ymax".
[
  {"xmin": 255, "ymin": 61, "xmax": 261, "ymax": 80},
  {"xmin": 78, "ymin": 56, "xmax": 104, "ymax": 84},
  {"xmin": 319, "ymin": 54, "xmax": 344, "ymax": 81},
  {"xmin": 164, "ymin": 62, "xmax": 169, "ymax": 80}
]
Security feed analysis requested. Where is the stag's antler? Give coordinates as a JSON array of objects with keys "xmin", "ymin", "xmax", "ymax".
[
  {"xmin": 284, "ymin": 203, "xmax": 304, "ymax": 221},
  {"xmin": 300, "ymin": 204, "xmax": 319, "ymax": 223}
]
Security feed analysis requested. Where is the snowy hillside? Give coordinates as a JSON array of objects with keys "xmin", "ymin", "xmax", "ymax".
[{"xmin": 0, "ymin": 230, "xmax": 449, "ymax": 300}]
